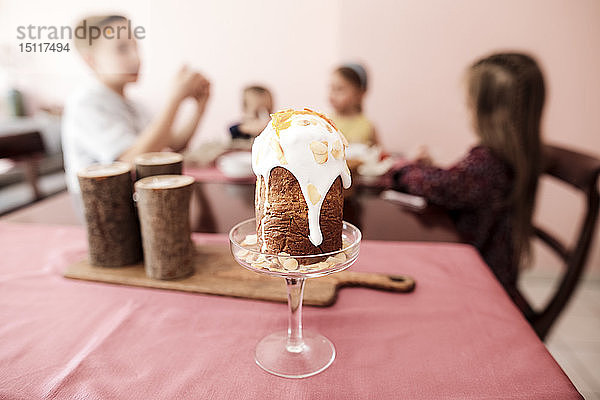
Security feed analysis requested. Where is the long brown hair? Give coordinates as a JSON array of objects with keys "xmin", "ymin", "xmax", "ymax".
[{"xmin": 467, "ymin": 53, "xmax": 545, "ymax": 267}]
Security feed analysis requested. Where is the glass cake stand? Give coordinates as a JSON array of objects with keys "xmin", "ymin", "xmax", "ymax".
[{"xmin": 229, "ymin": 218, "xmax": 362, "ymax": 378}]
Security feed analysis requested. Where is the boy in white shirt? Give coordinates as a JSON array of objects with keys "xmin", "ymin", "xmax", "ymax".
[{"xmin": 62, "ymin": 15, "xmax": 209, "ymax": 194}]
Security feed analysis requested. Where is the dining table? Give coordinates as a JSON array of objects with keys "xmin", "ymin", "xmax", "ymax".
[
  {"xmin": 1, "ymin": 166, "xmax": 462, "ymax": 243},
  {"xmin": 0, "ymin": 166, "xmax": 582, "ymax": 399}
]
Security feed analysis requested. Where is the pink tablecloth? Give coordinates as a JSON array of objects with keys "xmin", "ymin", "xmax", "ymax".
[{"xmin": 0, "ymin": 222, "xmax": 580, "ymax": 400}]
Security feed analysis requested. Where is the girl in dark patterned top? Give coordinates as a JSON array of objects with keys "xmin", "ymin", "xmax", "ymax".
[{"xmin": 391, "ymin": 53, "xmax": 546, "ymax": 297}]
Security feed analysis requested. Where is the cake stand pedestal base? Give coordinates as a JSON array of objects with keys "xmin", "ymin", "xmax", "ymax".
[{"xmin": 255, "ymin": 330, "xmax": 335, "ymax": 379}]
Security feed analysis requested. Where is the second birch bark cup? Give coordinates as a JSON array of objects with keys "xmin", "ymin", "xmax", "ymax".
[
  {"xmin": 134, "ymin": 152, "xmax": 183, "ymax": 180},
  {"xmin": 134, "ymin": 175, "xmax": 195, "ymax": 280}
]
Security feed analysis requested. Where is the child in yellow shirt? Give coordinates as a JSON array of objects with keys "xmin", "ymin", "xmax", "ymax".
[{"xmin": 328, "ymin": 64, "xmax": 378, "ymax": 145}]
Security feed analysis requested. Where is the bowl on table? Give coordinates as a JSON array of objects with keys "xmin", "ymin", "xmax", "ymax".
[{"xmin": 216, "ymin": 151, "xmax": 253, "ymax": 179}]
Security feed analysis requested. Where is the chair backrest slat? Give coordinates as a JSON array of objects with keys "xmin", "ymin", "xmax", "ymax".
[
  {"xmin": 543, "ymin": 145, "xmax": 600, "ymax": 192},
  {"xmin": 0, "ymin": 131, "xmax": 45, "ymax": 159},
  {"xmin": 533, "ymin": 227, "xmax": 569, "ymax": 262}
]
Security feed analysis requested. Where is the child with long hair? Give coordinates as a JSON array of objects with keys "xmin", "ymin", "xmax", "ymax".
[{"xmin": 392, "ymin": 53, "xmax": 545, "ymax": 296}]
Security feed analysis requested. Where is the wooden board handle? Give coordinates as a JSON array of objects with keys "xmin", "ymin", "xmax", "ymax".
[{"xmin": 335, "ymin": 271, "xmax": 415, "ymax": 292}]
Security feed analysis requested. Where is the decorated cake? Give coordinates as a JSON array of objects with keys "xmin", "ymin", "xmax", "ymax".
[{"xmin": 252, "ymin": 108, "xmax": 352, "ymax": 255}]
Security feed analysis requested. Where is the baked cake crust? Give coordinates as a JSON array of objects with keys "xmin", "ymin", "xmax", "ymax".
[{"xmin": 256, "ymin": 167, "xmax": 343, "ymax": 255}]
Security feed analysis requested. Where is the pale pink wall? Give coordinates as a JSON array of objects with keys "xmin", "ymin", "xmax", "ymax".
[
  {"xmin": 340, "ymin": 0, "xmax": 600, "ymax": 161},
  {"xmin": 0, "ymin": 0, "xmax": 341, "ymax": 142},
  {"xmin": 1, "ymin": 0, "xmax": 599, "ymax": 273}
]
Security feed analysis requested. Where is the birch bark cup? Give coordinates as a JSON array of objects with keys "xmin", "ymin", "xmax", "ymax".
[
  {"xmin": 134, "ymin": 152, "xmax": 183, "ymax": 180},
  {"xmin": 78, "ymin": 162, "xmax": 142, "ymax": 267},
  {"xmin": 135, "ymin": 175, "xmax": 195, "ymax": 280}
]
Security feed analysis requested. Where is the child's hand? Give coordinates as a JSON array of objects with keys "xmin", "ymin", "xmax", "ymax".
[
  {"xmin": 192, "ymin": 76, "xmax": 210, "ymax": 109},
  {"xmin": 412, "ymin": 145, "xmax": 433, "ymax": 166},
  {"xmin": 257, "ymin": 107, "xmax": 270, "ymax": 121},
  {"xmin": 171, "ymin": 65, "xmax": 207, "ymax": 103},
  {"xmin": 239, "ymin": 107, "xmax": 271, "ymax": 136}
]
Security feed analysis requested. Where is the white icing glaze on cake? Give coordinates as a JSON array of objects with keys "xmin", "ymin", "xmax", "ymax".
[{"xmin": 252, "ymin": 108, "xmax": 352, "ymax": 247}]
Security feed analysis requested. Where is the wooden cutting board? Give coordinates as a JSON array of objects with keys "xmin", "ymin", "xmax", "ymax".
[{"xmin": 64, "ymin": 244, "xmax": 415, "ymax": 306}]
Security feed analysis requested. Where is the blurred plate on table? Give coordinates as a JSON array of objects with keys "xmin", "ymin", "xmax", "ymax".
[{"xmin": 216, "ymin": 151, "xmax": 253, "ymax": 179}]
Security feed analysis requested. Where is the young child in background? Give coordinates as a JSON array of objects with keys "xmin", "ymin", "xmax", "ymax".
[
  {"xmin": 329, "ymin": 63, "xmax": 377, "ymax": 146},
  {"xmin": 62, "ymin": 15, "xmax": 210, "ymax": 194},
  {"xmin": 391, "ymin": 53, "xmax": 545, "ymax": 298},
  {"xmin": 229, "ymin": 86, "xmax": 273, "ymax": 140}
]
